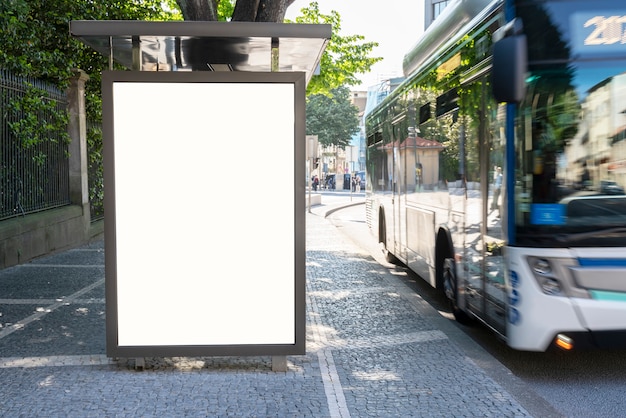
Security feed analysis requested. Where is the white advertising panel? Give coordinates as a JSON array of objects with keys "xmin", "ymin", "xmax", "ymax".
[{"xmin": 102, "ymin": 71, "xmax": 305, "ymax": 357}]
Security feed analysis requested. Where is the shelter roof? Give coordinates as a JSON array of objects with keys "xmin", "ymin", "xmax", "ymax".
[{"xmin": 70, "ymin": 20, "xmax": 331, "ymax": 84}]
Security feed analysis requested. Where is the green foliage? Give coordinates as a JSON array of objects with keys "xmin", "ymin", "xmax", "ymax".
[
  {"xmin": 0, "ymin": 0, "xmax": 180, "ymax": 93},
  {"xmin": 87, "ymin": 123, "xmax": 104, "ymax": 218},
  {"xmin": 218, "ymin": 0, "xmax": 235, "ymax": 21},
  {"xmin": 176, "ymin": 0, "xmax": 381, "ymax": 95},
  {"xmin": 0, "ymin": 0, "xmax": 180, "ymax": 210},
  {"xmin": 306, "ymin": 86, "xmax": 359, "ymax": 148},
  {"xmin": 289, "ymin": 2, "xmax": 382, "ymax": 95},
  {"xmin": 486, "ymin": 240, "xmax": 504, "ymax": 255}
]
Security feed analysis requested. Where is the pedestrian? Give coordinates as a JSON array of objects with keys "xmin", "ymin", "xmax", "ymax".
[
  {"xmin": 580, "ymin": 162, "xmax": 590, "ymax": 190},
  {"xmin": 491, "ymin": 166, "xmax": 502, "ymax": 211}
]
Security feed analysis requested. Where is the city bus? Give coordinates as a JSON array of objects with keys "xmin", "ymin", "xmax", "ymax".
[{"xmin": 365, "ymin": 0, "xmax": 626, "ymax": 351}]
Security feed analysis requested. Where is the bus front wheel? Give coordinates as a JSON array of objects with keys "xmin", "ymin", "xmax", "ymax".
[{"xmin": 379, "ymin": 212, "xmax": 398, "ymax": 264}]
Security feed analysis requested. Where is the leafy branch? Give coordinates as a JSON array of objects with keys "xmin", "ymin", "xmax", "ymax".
[{"xmin": 7, "ymin": 84, "xmax": 69, "ymax": 165}]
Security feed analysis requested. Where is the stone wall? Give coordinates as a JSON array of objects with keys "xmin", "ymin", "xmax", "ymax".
[
  {"xmin": 0, "ymin": 70, "xmax": 97, "ymax": 269},
  {"xmin": 0, "ymin": 206, "xmax": 103, "ymax": 269}
]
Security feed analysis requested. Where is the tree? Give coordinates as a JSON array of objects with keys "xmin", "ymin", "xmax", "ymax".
[
  {"xmin": 0, "ymin": 0, "xmax": 377, "ymax": 208},
  {"xmin": 0, "ymin": 0, "xmax": 180, "ymax": 85},
  {"xmin": 306, "ymin": 86, "xmax": 359, "ymax": 149},
  {"xmin": 178, "ymin": 0, "xmax": 295, "ymax": 22},
  {"xmin": 290, "ymin": 3, "xmax": 381, "ymax": 95},
  {"xmin": 176, "ymin": 0, "xmax": 382, "ymax": 95}
]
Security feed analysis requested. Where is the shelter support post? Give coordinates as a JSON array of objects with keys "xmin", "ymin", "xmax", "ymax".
[
  {"xmin": 134, "ymin": 357, "xmax": 145, "ymax": 370},
  {"xmin": 132, "ymin": 36, "xmax": 141, "ymax": 70},
  {"xmin": 271, "ymin": 37, "xmax": 288, "ymax": 372},
  {"xmin": 271, "ymin": 37, "xmax": 279, "ymax": 72},
  {"xmin": 272, "ymin": 355, "xmax": 287, "ymax": 372}
]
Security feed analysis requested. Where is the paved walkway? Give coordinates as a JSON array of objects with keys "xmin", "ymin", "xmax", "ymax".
[{"xmin": 0, "ymin": 193, "xmax": 554, "ymax": 417}]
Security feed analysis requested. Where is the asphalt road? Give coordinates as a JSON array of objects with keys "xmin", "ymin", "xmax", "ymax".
[{"xmin": 328, "ymin": 202, "xmax": 626, "ymax": 418}]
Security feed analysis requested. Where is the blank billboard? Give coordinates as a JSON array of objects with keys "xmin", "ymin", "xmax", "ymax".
[{"xmin": 102, "ymin": 71, "xmax": 306, "ymax": 357}]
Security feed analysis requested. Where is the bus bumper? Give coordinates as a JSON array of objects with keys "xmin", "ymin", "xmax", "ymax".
[{"xmin": 506, "ymin": 247, "xmax": 626, "ymax": 351}]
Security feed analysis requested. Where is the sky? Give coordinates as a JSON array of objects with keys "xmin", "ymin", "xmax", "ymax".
[{"xmin": 285, "ymin": 0, "xmax": 425, "ymax": 91}]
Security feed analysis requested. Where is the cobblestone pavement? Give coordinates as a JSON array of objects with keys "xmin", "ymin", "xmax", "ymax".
[{"xmin": 0, "ymin": 194, "xmax": 542, "ymax": 417}]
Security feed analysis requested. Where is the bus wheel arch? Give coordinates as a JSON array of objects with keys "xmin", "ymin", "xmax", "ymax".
[
  {"xmin": 435, "ymin": 228, "xmax": 473, "ymax": 324},
  {"xmin": 378, "ymin": 206, "xmax": 398, "ymax": 264},
  {"xmin": 435, "ymin": 228, "xmax": 453, "ymax": 291}
]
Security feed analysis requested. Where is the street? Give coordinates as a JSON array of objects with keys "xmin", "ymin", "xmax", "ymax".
[
  {"xmin": 0, "ymin": 190, "xmax": 545, "ymax": 417},
  {"xmin": 328, "ymin": 200, "xmax": 626, "ymax": 418},
  {"xmin": 0, "ymin": 189, "xmax": 623, "ymax": 417}
]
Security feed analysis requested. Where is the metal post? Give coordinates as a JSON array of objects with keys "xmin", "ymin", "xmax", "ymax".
[
  {"xmin": 108, "ymin": 36, "xmax": 113, "ymax": 70},
  {"xmin": 131, "ymin": 35, "xmax": 141, "ymax": 71},
  {"xmin": 272, "ymin": 355, "xmax": 287, "ymax": 372},
  {"xmin": 271, "ymin": 37, "xmax": 279, "ymax": 72}
]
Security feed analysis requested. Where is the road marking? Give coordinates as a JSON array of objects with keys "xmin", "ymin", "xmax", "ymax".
[
  {"xmin": 0, "ymin": 298, "xmax": 104, "ymax": 304},
  {"xmin": 0, "ymin": 278, "xmax": 104, "ymax": 341},
  {"xmin": 21, "ymin": 264, "xmax": 104, "ymax": 268},
  {"xmin": 0, "ymin": 355, "xmax": 112, "ymax": 368},
  {"xmin": 308, "ymin": 288, "xmax": 351, "ymax": 418}
]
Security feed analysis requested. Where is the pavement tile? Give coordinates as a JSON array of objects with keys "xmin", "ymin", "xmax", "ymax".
[{"xmin": 0, "ymin": 194, "xmax": 535, "ymax": 417}]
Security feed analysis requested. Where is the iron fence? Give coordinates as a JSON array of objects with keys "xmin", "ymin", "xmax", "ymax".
[{"xmin": 0, "ymin": 70, "xmax": 70, "ymax": 220}]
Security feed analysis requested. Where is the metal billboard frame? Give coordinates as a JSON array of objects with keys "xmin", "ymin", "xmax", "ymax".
[{"xmin": 102, "ymin": 70, "xmax": 306, "ymax": 358}]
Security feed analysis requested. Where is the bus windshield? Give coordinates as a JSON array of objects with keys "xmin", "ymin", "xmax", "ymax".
[{"xmin": 514, "ymin": 0, "xmax": 626, "ymax": 247}]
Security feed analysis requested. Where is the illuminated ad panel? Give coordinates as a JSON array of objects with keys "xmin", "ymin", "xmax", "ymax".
[{"xmin": 102, "ymin": 71, "xmax": 305, "ymax": 357}]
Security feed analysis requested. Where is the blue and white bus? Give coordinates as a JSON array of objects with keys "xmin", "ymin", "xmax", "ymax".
[{"xmin": 365, "ymin": 0, "xmax": 626, "ymax": 351}]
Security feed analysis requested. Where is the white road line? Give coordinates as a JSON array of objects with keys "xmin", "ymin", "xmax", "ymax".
[
  {"xmin": 0, "ymin": 278, "xmax": 105, "ymax": 341},
  {"xmin": 0, "ymin": 354, "xmax": 113, "ymax": 368},
  {"xmin": 0, "ymin": 298, "xmax": 105, "ymax": 304},
  {"xmin": 21, "ymin": 264, "xmax": 104, "ymax": 268},
  {"xmin": 307, "ymin": 289, "xmax": 351, "ymax": 418},
  {"xmin": 318, "ymin": 348, "xmax": 350, "ymax": 418}
]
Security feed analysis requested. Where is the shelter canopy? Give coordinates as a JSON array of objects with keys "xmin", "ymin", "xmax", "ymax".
[{"xmin": 70, "ymin": 20, "xmax": 331, "ymax": 83}]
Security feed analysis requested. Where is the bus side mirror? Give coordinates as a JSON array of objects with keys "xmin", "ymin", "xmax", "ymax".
[{"xmin": 492, "ymin": 20, "xmax": 527, "ymax": 103}]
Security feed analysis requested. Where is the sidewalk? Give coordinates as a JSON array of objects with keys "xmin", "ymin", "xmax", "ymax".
[{"xmin": 0, "ymin": 195, "xmax": 549, "ymax": 417}]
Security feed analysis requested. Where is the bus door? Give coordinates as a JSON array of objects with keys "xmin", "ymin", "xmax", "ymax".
[
  {"xmin": 460, "ymin": 115, "xmax": 485, "ymax": 320},
  {"xmin": 462, "ymin": 77, "xmax": 507, "ymax": 335},
  {"xmin": 483, "ymin": 101, "xmax": 507, "ymax": 335},
  {"xmin": 392, "ymin": 122, "xmax": 403, "ymax": 260}
]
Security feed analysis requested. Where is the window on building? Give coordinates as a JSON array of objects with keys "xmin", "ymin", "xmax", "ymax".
[{"xmin": 433, "ymin": 0, "xmax": 450, "ymax": 20}]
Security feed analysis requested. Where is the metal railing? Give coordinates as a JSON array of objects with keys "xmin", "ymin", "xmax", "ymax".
[{"xmin": 0, "ymin": 70, "xmax": 70, "ymax": 220}]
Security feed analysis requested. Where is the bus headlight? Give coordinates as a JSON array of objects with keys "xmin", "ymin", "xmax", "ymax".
[
  {"xmin": 532, "ymin": 258, "xmax": 551, "ymax": 275},
  {"xmin": 527, "ymin": 257, "xmax": 563, "ymax": 296},
  {"xmin": 540, "ymin": 277, "xmax": 562, "ymax": 295}
]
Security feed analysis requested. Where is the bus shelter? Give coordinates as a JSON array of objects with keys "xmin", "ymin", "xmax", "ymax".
[{"xmin": 70, "ymin": 20, "xmax": 330, "ymax": 369}]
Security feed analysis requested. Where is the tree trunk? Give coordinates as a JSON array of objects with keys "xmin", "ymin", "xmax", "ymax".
[
  {"xmin": 255, "ymin": 0, "xmax": 288, "ymax": 22},
  {"xmin": 178, "ymin": 0, "xmax": 297, "ymax": 22},
  {"xmin": 232, "ymin": 0, "xmax": 260, "ymax": 21},
  {"xmin": 178, "ymin": 0, "xmax": 218, "ymax": 21}
]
